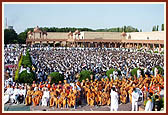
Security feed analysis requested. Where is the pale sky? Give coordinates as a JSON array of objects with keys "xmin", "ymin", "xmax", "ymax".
[{"xmin": 3, "ymin": 3, "xmax": 165, "ymax": 34}]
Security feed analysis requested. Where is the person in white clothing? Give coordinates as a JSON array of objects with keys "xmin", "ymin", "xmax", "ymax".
[
  {"xmin": 42, "ymin": 88, "xmax": 50, "ymax": 106},
  {"xmin": 4, "ymin": 85, "xmax": 13, "ymax": 104},
  {"xmin": 110, "ymin": 87, "xmax": 119, "ymax": 111},
  {"xmin": 10, "ymin": 86, "xmax": 20, "ymax": 104},
  {"xmin": 137, "ymin": 69, "xmax": 141, "ymax": 78},
  {"xmin": 154, "ymin": 67, "xmax": 158, "ymax": 77},
  {"xmin": 145, "ymin": 96, "xmax": 153, "ymax": 111},
  {"xmin": 132, "ymin": 88, "xmax": 140, "ymax": 111}
]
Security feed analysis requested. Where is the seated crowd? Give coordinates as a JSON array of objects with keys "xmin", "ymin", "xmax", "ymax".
[{"xmin": 4, "ymin": 73, "xmax": 164, "ymax": 110}]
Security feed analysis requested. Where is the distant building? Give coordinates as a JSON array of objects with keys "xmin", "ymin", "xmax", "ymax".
[{"xmin": 26, "ymin": 26, "xmax": 164, "ymax": 52}]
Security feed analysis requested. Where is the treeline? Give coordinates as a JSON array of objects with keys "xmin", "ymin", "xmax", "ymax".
[
  {"xmin": 152, "ymin": 24, "xmax": 164, "ymax": 31},
  {"xmin": 24, "ymin": 25, "xmax": 140, "ymax": 33}
]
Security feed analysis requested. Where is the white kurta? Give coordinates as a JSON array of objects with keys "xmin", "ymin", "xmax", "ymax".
[
  {"xmin": 145, "ymin": 100, "xmax": 153, "ymax": 111},
  {"xmin": 110, "ymin": 90, "xmax": 119, "ymax": 111},
  {"xmin": 132, "ymin": 91, "xmax": 139, "ymax": 111}
]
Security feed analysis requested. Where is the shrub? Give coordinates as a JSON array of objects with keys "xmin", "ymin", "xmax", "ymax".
[
  {"xmin": 106, "ymin": 68, "xmax": 121, "ymax": 79},
  {"xmin": 131, "ymin": 68, "xmax": 144, "ymax": 78},
  {"xmin": 160, "ymin": 51, "xmax": 164, "ymax": 54},
  {"xmin": 18, "ymin": 70, "xmax": 35, "ymax": 83},
  {"xmin": 154, "ymin": 51, "xmax": 158, "ymax": 53},
  {"xmin": 48, "ymin": 72, "xmax": 64, "ymax": 84},
  {"xmin": 79, "ymin": 70, "xmax": 94, "ymax": 82},
  {"xmin": 152, "ymin": 66, "xmax": 164, "ymax": 75}
]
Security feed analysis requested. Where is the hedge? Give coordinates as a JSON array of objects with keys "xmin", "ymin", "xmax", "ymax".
[
  {"xmin": 106, "ymin": 68, "xmax": 121, "ymax": 79},
  {"xmin": 48, "ymin": 72, "xmax": 64, "ymax": 84},
  {"xmin": 18, "ymin": 70, "xmax": 35, "ymax": 83},
  {"xmin": 79, "ymin": 70, "xmax": 94, "ymax": 82},
  {"xmin": 15, "ymin": 54, "xmax": 23, "ymax": 82},
  {"xmin": 21, "ymin": 50, "xmax": 32, "ymax": 68}
]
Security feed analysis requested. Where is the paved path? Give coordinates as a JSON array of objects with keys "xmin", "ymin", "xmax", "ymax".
[{"xmin": 4, "ymin": 103, "xmax": 133, "ymax": 111}]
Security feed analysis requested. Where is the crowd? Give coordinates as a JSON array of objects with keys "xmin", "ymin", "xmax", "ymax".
[
  {"xmin": 4, "ymin": 46, "xmax": 164, "ymax": 111},
  {"xmin": 4, "ymin": 44, "xmax": 24, "ymax": 88},
  {"xmin": 30, "ymin": 47, "xmax": 164, "ymax": 83}
]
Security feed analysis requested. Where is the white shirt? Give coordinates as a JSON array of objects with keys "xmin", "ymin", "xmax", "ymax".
[{"xmin": 132, "ymin": 91, "xmax": 139, "ymax": 102}]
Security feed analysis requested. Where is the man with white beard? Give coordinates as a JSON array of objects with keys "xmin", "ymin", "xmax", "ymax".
[{"xmin": 110, "ymin": 87, "xmax": 119, "ymax": 111}]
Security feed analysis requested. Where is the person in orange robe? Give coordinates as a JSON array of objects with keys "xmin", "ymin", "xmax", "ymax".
[
  {"xmin": 49, "ymin": 88, "xmax": 56, "ymax": 107},
  {"xmin": 32, "ymin": 88, "xmax": 43, "ymax": 106},
  {"xmin": 25, "ymin": 86, "xmax": 34, "ymax": 106}
]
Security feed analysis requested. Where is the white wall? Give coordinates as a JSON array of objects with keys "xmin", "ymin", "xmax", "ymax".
[{"xmin": 126, "ymin": 31, "xmax": 165, "ymax": 40}]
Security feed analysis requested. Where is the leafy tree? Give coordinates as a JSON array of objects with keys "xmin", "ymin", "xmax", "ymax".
[
  {"xmin": 79, "ymin": 70, "xmax": 94, "ymax": 82},
  {"xmin": 4, "ymin": 29, "xmax": 18, "ymax": 44},
  {"xmin": 18, "ymin": 70, "xmax": 35, "ymax": 83},
  {"xmin": 48, "ymin": 72, "xmax": 64, "ymax": 84},
  {"xmin": 140, "ymin": 29, "xmax": 142, "ymax": 32},
  {"xmin": 17, "ymin": 32, "xmax": 27, "ymax": 44}
]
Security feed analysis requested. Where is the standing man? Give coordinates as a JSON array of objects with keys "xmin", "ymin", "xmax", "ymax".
[
  {"xmin": 145, "ymin": 96, "xmax": 153, "ymax": 111},
  {"xmin": 110, "ymin": 87, "xmax": 119, "ymax": 111},
  {"xmin": 132, "ymin": 88, "xmax": 140, "ymax": 111}
]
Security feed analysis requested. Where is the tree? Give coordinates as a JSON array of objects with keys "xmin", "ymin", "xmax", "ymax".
[
  {"xmin": 140, "ymin": 29, "xmax": 142, "ymax": 32},
  {"xmin": 4, "ymin": 29, "xmax": 18, "ymax": 44},
  {"xmin": 48, "ymin": 72, "xmax": 64, "ymax": 84},
  {"xmin": 156, "ymin": 25, "xmax": 159, "ymax": 31},
  {"xmin": 17, "ymin": 32, "xmax": 27, "ymax": 44},
  {"xmin": 123, "ymin": 26, "xmax": 126, "ymax": 32},
  {"xmin": 79, "ymin": 70, "xmax": 94, "ymax": 82},
  {"xmin": 152, "ymin": 26, "xmax": 157, "ymax": 31},
  {"xmin": 161, "ymin": 24, "xmax": 164, "ymax": 31},
  {"xmin": 18, "ymin": 70, "xmax": 35, "ymax": 83}
]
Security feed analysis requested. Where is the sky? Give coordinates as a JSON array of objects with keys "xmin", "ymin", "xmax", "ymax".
[{"xmin": 3, "ymin": 3, "xmax": 165, "ymax": 34}]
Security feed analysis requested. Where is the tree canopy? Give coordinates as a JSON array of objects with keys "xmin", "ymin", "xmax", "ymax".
[{"xmin": 4, "ymin": 29, "xmax": 18, "ymax": 44}]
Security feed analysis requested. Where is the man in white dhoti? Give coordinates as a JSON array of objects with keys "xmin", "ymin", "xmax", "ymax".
[
  {"xmin": 132, "ymin": 88, "xmax": 140, "ymax": 111},
  {"xmin": 42, "ymin": 88, "xmax": 50, "ymax": 106},
  {"xmin": 145, "ymin": 96, "xmax": 153, "ymax": 111},
  {"xmin": 110, "ymin": 87, "xmax": 119, "ymax": 111}
]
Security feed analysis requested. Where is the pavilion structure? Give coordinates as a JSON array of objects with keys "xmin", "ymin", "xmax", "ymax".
[{"xmin": 26, "ymin": 26, "xmax": 164, "ymax": 52}]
